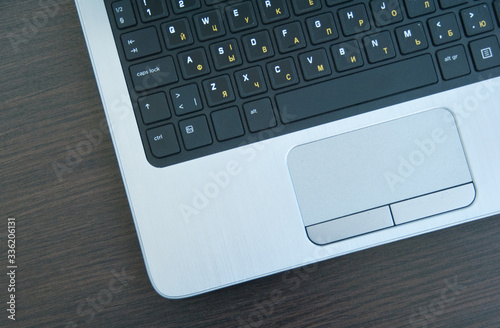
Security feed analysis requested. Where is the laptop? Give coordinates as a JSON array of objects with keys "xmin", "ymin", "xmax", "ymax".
[{"xmin": 75, "ymin": 0, "xmax": 500, "ymax": 298}]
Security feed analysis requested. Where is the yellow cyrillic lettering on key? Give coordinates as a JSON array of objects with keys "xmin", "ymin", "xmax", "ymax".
[
  {"xmin": 254, "ymin": 82, "xmax": 260, "ymax": 88},
  {"xmin": 222, "ymin": 91, "xmax": 228, "ymax": 97},
  {"xmin": 326, "ymin": 28, "xmax": 332, "ymax": 35},
  {"xmin": 244, "ymin": 17, "xmax": 249, "ymax": 23},
  {"xmin": 359, "ymin": 19, "xmax": 364, "ymax": 26},
  {"xmin": 424, "ymin": 1, "xmax": 430, "ymax": 8},
  {"xmin": 391, "ymin": 10, "xmax": 397, "ymax": 17},
  {"xmin": 448, "ymin": 29, "xmax": 453, "ymax": 37},
  {"xmin": 294, "ymin": 37, "xmax": 300, "ymax": 44},
  {"xmin": 415, "ymin": 39, "xmax": 421, "ymax": 45},
  {"xmin": 286, "ymin": 73, "xmax": 291, "ymax": 80},
  {"xmin": 262, "ymin": 46, "xmax": 267, "ymax": 53},
  {"xmin": 309, "ymin": 0, "xmax": 314, "ymax": 5},
  {"xmin": 350, "ymin": 56, "xmax": 356, "ymax": 63},
  {"xmin": 317, "ymin": 64, "xmax": 324, "ymax": 72},
  {"xmin": 276, "ymin": 8, "xmax": 281, "ymax": 15},
  {"xmin": 180, "ymin": 33, "xmax": 186, "ymax": 40},
  {"xmin": 383, "ymin": 47, "xmax": 388, "ymax": 54},
  {"xmin": 212, "ymin": 25, "xmax": 218, "ymax": 31},
  {"xmin": 479, "ymin": 20, "xmax": 486, "ymax": 28},
  {"xmin": 228, "ymin": 55, "xmax": 235, "ymax": 62}
]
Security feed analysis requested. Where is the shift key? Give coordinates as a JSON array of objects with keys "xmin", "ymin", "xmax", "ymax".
[{"xmin": 130, "ymin": 56, "xmax": 178, "ymax": 91}]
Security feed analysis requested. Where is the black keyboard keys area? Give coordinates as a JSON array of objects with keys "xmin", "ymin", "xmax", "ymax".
[
  {"xmin": 178, "ymin": 48, "xmax": 210, "ymax": 78},
  {"xmin": 106, "ymin": 0, "xmax": 500, "ymax": 168},
  {"xmin": 234, "ymin": 66, "xmax": 267, "ymax": 97},
  {"xmin": 170, "ymin": 84, "xmax": 203, "ymax": 115},
  {"xmin": 162, "ymin": 19, "xmax": 193, "ymax": 49},
  {"xmin": 121, "ymin": 27, "xmax": 161, "ymax": 60},
  {"xmin": 225, "ymin": 2, "xmax": 257, "ymax": 32},
  {"xmin": 436, "ymin": 45, "xmax": 470, "ymax": 80},
  {"xmin": 147, "ymin": 124, "xmax": 180, "ymax": 157},
  {"xmin": 179, "ymin": 116, "xmax": 212, "ymax": 150},
  {"xmin": 203, "ymin": 75, "xmax": 236, "ymax": 106},
  {"xmin": 460, "ymin": 4, "xmax": 494, "ymax": 37},
  {"xmin": 136, "ymin": 0, "xmax": 168, "ymax": 22},
  {"xmin": 129, "ymin": 57, "xmax": 178, "ymax": 91},
  {"xmin": 194, "ymin": 10, "xmax": 225, "ymax": 40},
  {"xmin": 211, "ymin": 107, "xmax": 245, "ymax": 141},
  {"xmin": 210, "ymin": 39, "xmax": 242, "ymax": 70}
]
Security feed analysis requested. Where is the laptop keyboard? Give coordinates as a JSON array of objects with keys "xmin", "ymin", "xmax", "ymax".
[{"xmin": 106, "ymin": 0, "xmax": 500, "ymax": 167}]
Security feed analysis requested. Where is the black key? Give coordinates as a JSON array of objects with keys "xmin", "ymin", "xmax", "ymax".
[
  {"xmin": 242, "ymin": 31, "xmax": 274, "ymax": 62},
  {"xmin": 395, "ymin": 22, "xmax": 428, "ymax": 54},
  {"xmin": 331, "ymin": 40, "xmax": 363, "ymax": 71},
  {"xmin": 210, "ymin": 39, "xmax": 242, "ymax": 70},
  {"xmin": 178, "ymin": 48, "xmax": 210, "ymax": 79},
  {"xmin": 436, "ymin": 45, "xmax": 470, "ymax": 80},
  {"xmin": 138, "ymin": 92, "xmax": 171, "ymax": 124},
  {"xmin": 211, "ymin": 107, "xmax": 245, "ymax": 141},
  {"xmin": 276, "ymin": 55, "xmax": 438, "ymax": 123},
  {"xmin": 171, "ymin": 0, "xmax": 201, "ymax": 14},
  {"xmin": 338, "ymin": 4, "xmax": 370, "ymax": 36},
  {"xmin": 147, "ymin": 124, "xmax": 180, "ymax": 157},
  {"xmin": 291, "ymin": 0, "xmax": 321, "ymax": 15},
  {"xmin": 274, "ymin": 22, "xmax": 307, "ymax": 53},
  {"xmin": 428, "ymin": 13, "xmax": 461, "ymax": 45},
  {"xmin": 306, "ymin": 13, "xmax": 338, "ymax": 44},
  {"xmin": 129, "ymin": 56, "xmax": 178, "ymax": 91},
  {"xmin": 298, "ymin": 49, "xmax": 332, "ymax": 80},
  {"xmin": 257, "ymin": 0, "xmax": 290, "ymax": 23},
  {"xmin": 225, "ymin": 2, "xmax": 258, "ymax": 32},
  {"xmin": 404, "ymin": 0, "xmax": 435, "ymax": 18},
  {"xmin": 234, "ymin": 66, "xmax": 267, "ymax": 97},
  {"xmin": 326, "ymin": 0, "xmax": 351, "ymax": 6},
  {"xmin": 370, "ymin": 0, "xmax": 403, "ymax": 27},
  {"xmin": 161, "ymin": 19, "xmax": 193, "ymax": 49},
  {"xmin": 206, "ymin": 0, "xmax": 225, "ymax": 4},
  {"xmin": 202, "ymin": 75, "xmax": 235, "ymax": 106},
  {"xmin": 121, "ymin": 27, "xmax": 161, "ymax": 60},
  {"xmin": 194, "ymin": 10, "xmax": 226, "ymax": 41},
  {"xmin": 170, "ymin": 84, "xmax": 203, "ymax": 115},
  {"xmin": 112, "ymin": 0, "xmax": 136, "ymax": 29},
  {"xmin": 363, "ymin": 31, "xmax": 396, "ymax": 63},
  {"xmin": 495, "ymin": 1, "xmax": 500, "ymax": 25},
  {"xmin": 469, "ymin": 36, "xmax": 500, "ymax": 71},
  {"xmin": 179, "ymin": 116, "xmax": 212, "ymax": 150},
  {"xmin": 460, "ymin": 4, "xmax": 494, "ymax": 37},
  {"xmin": 243, "ymin": 98, "xmax": 277, "ymax": 132},
  {"xmin": 439, "ymin": 0, "xmax": 467, "ymax": 9},
  {"xmin": 266, "ymin": 58, "xmax": 300, "ymax": 89},
  {"xmin": 136, "ymin": 0, "xmax": 168, "ymax": 22}
]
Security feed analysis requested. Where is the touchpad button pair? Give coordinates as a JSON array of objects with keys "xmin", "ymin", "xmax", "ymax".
[{"xmin": 287, "ymin": 109, "xmax": 475, "ymax": 245}]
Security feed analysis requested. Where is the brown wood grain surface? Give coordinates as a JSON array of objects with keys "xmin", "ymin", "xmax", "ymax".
[{"xmin": 1, "ymin": 1, "xmax": 499, "ymax": 327}]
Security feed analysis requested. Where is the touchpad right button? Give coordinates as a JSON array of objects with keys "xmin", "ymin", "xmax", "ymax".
[{"xmin": 287, "ymin": 108, "xmax": 475, "ymax": 234}]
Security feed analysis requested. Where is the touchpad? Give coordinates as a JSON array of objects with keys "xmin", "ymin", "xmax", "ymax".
[{"xmin": 287, "ymin": 109, "xmax": 475, "ymax": 245}]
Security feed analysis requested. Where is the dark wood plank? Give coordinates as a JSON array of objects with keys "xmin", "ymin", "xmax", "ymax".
[{"xmin": 1, "ymin": 1, "xmax": 499, "ymax": 327}]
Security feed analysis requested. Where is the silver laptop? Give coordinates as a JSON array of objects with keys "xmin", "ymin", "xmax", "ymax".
[{"xmin": 75, "ymin": 0, "xmax": 500, "ymax": 298}]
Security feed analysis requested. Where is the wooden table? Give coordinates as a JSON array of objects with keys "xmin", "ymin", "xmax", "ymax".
[{"xmin": 1, "ymin": 1, "xmax": 499, "ymax": 327}]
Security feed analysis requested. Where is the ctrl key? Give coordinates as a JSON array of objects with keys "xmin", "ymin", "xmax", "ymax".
[{"xmin": 146, "ymin": 124, "xmax": 180, "ymax": 158}]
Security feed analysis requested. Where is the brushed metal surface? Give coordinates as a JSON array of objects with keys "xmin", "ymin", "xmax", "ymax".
[{"xmin": 76, "ymin": 0, "xmax": 500, "ymax": 298}]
